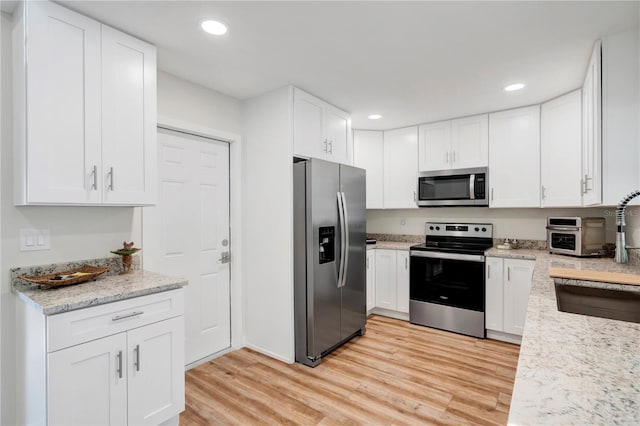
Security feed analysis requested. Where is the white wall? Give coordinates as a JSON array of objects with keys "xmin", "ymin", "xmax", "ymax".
[
  {"xmin": 1, "ymin": 11, "xmax": 243, "ymax": 423},
  {"xmin": 367, "ymin": 207, "xmax": 623, "ymax": 243},
  {"xmin": 242, "ymin": 86, "xmax": 295, "ymax": 363},
  {"xmin": 157, "ymin": 70, "xmax": 242, "ymax": 135}
]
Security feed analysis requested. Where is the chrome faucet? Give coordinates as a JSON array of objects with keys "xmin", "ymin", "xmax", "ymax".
[{"xmin": 615, "ymin": 190, "xmax": 640, "ymax": 263}]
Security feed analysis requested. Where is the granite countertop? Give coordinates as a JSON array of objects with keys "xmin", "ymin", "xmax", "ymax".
[
  {"xmin": 12, "ymin": 259, "xmax": 187, "ymax": 315},
  {"xmin": 487, "ymin": 248, "xmax": 640, "ymax": 425},
  {"xmin": 366, "ymin": 241, "xmax": 415, "ymax": 251}
]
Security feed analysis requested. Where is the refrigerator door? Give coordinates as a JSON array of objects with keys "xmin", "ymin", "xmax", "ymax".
[
  {"xmin": 339, "ymin": 164, "xmax": 367, "ymax": 339},
  {"xmin": 306, "ymin": 159, "xmax": 342, "ymax": 359}
]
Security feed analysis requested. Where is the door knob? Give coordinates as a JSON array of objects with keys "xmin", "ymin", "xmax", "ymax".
[{"xmin": 219, "ymin": 251, "xmax": 231, "ymax": 264}]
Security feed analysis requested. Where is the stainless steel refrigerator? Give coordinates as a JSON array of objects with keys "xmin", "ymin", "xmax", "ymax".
[{"xmin": 293, "ymin": 158, "xmax": 367, "ymax": 367}]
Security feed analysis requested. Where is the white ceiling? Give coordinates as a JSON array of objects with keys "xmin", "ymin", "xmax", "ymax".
[{"xmin": 9, "ymin": 1, "xmax": 640, "ymax": 129}]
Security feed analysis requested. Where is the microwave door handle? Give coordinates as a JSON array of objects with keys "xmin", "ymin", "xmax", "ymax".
[
  {"xmin": 546, "ymin": 226, "xmax": 580, "ymax": 231},
  {"xmin": 469, "ymin": 174, "xmax": 475, "ymax": 200}
]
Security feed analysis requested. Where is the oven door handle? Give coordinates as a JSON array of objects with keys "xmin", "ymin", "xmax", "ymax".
[
  {"xmin": 409, "ymin": 251, "xmax": 485, "ymax": 263},
  {"xmin": 546, "ymin": 226, "xmax": 580, "ymax": 231}
]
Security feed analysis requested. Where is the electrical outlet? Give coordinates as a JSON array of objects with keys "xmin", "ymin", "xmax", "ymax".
[
  {"xmin": 20, "ymin": 229, "xmax": 50, "ymax": 251},
  {"xmin": 400, "ymin": 219, "xmax": 407, "ymax": 229}
]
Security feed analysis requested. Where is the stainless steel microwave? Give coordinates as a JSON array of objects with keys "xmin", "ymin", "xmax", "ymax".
[{"xmin": 416, "ymin": 167, "xmax": 489, "ymax": 207}]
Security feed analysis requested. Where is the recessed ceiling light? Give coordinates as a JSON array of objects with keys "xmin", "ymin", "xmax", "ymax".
[
  {"xmin": 201, "ymin": 20, "xmax": 228, "ymax": 36},
  {"xmin": 504, "ymin": 83, "xmax": 525, "ymax": 92},
  {"xmin": 368, "ymin": 114, "xmax": 382, "ymax": 120}
]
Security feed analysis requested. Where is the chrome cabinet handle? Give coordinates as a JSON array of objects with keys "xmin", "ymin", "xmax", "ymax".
[
  {"xmin": 116, "ymin": 350, "xmax": 123, "ymax": 379},
  {"xmin": 452, "ymin": 151, "xmax": 456, "ymax": 163},
  {"xmin": 445, "ymin": 152, "xmax": 449, "ymax": 164},
  {"xmin": 413, "ymin": 190, "xmax": 417, "ymax": 202},
  {"xmin": 112, "ymin": 311, "xmax": 144, "ymax": 322},
  {"xmin": 487, "ymin": 264, "xmax": 491, "ymax": 279},
  {"xmin": 323, "ymin": 139, "xmax": 328, "ymax": 153},
  {"xmin": 328, "ymin": 140, "xmax": 333, "ymax": 154},
  {"xmin": 107, "ymin": 167, "xmax": 114, "ymax": 191},
  {"xmin": 491, "ymin": 188, "xmax": 494, "ymax": 202},
  {"xmin": 366, "ymin": 257, "xmax": 369, "ymax": 269},
  {"xmin": 134, "ymin": 344, "xmax": 140, "ymax": 372},
  {"xmin": 507, "ymin": 266, "xmax": 511, "ymax": 281},
  {"xmin": 584, "ymin": 174, "xmax": 592, "ymax": 192},
  {"xmin": 541, "ymin": 185, "xmax": 546, "ymax": 200},
  {"xmin": 405, "ymin": 257, "xmax": 408, "ymax": 269},
  {"xmin": 91, "ymin": 165, "xmax": 97, "ymax": 190}
]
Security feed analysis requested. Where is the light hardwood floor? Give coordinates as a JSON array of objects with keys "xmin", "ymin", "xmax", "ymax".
[{"xmin": 181, "ymin": 315, "xmax": 520, "ymax": 425}]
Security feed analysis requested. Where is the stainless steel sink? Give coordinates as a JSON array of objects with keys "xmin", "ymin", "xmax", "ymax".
[{"xmin": 554, "ymin": 281, "xmax": 640, "ymax": 323}]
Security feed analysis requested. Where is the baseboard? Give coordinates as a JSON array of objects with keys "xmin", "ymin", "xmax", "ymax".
[
  {"xmin": 244, "ymin": 343, "xmax": 294, "ymax": 364},
  {"xmin": 486, "ymin": 329, "xmax": 522, "ymax": 345},
  {"xmin": 185, "ymin": 346, "xmax": 235, "ymax": 370},
  {"xmin": 370, "ymin": 308, "xmax": 410, "ymax": 321}
]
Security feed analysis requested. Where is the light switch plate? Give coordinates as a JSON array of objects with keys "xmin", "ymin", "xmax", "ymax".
[{"xmin": 20, "ymin": 229, "xmax": 50, "ymax": 251}]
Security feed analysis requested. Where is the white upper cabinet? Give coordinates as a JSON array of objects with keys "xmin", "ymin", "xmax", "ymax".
[
  {"xmin": 418, "ymin": 121, "xmax": 451, "ymax": 171},
  {"xmin": 13, "ymin": 0, "xmax": 157, "ymax": 206},
  {"xmin": 383, "ymin": 126, "xmax": 419, "ymax": 209},
  {"xmin": 541, "ymin": 90, "xmax": 583, "ymax": 207},
  {"xmin": 418, "ymin": 114, "xmax": 488, "ymax": 172},
  {"xmin": 582, "ymin": 41, "xmax": 602, "ymax": 206},
  {"xmin": 450, "ymin": 115, "xmax": 489, "ymax": 169},
  {"xmin": 489, "ymin": 106, "xmax": 541, "ymax": 208},
  {"xmin": 293, "ymin": 88, "xmax": 352, "ymax": 165},
  {"xmin": 15, "ymin": 1, "xmax": 102, "ymax": 205},
  {"xmin": 101, "ymin": 26, "xmax": 157, "ymax": 205},
  {"xmin": 601, "ymin": 29, "xmax": 640, "ymax": 206},
  {"xmin": 353, "ymin": 130, "xmax": 384, "ymax": 209}
]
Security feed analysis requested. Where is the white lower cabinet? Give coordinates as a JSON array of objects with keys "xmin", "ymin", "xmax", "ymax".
[
  {"xmin": 17, "ymin": 289, "xmax": 185, "ymax": 425},
  {"xmin": 396, "ymin": 251, "xmax": 410, "ymax": 314},
  {"xmin": 485, "ymin": 257, "xmax": 535, "ymax": 342},
  {"xmin": 373, "ymin": 249, "xmax": 409, "ymax": 317},
  {"xmin": 366, "ymin": 250, "xmax": 376, "ymax": 312}
]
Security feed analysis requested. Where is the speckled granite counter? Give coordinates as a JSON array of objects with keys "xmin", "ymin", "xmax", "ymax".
[
  {"xmin": 366, "ymin": 241, "xmax": 415, "ymax": 251},
  {"xmin": 12, "ymin": 258, "xmax": 187, "ymax": 315},
  {"xmin": 486, "ymin": 248, "xmax": 640, "ymax": 425}
]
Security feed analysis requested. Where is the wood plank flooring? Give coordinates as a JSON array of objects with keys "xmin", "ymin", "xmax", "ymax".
[{"xmin": 180, "ymin": 315, "xmax": 520, "ymax": 425}]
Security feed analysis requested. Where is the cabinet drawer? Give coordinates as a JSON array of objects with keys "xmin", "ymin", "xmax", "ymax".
[{"xmin": 47, "ymin": 288, "xmax": 184, "ymax": 352}]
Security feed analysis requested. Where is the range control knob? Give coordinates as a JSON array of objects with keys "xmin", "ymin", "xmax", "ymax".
[
  {"xmin": 481, "ymin": 227, "xmax": 487, "ymax": 232},
  {"xmin": 436, "ymin": 226, "xmax": 440, "ymax": 231},
  {"xmin": 474, "ymin": 227, "xmax": 480, "ymax": 232},
  {"xmin": 429, "ymin": 226, "xmax": 434, "ymax": 230}
]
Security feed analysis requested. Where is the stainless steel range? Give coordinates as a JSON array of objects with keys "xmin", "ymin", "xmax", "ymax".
[{"xmin": 409, "ymin": 222, "xmax": 493, "ymax": 338}]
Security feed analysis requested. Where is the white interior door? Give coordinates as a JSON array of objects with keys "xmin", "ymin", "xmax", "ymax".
[{"xmin": 144, "ymin": 128, "xmax": 230, "ymax": 365}]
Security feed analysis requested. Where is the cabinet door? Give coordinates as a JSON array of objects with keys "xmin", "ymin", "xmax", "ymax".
[
  {"xmin": 485, "ymin": 257, "xmax": 504, "ymax": 332},
  {"xmin": 24, "ymin": 1, "xmax": 102, "ymax": 204},
  {"xmin": 582, "ymin": 41, "xmax": 602, "ymax": 206},
  {"xmin": 383, "ymin": 127, "xmax": 419, "ymax": 208},
  {"xmin": 293, "ymin": 89, "xmax": 324, "ymax": 159},
  {"xmin": 451, "ymin": 114, "xmax": 488, "ymax": 169},
  {"xmin": 102, "ymin": 26, "xmax": 157, "ymax": 205},
  {"xmin": 541, "ymin": 90, "xmax": 583, "ymax": 207},
  {"xmin": 353, "ymin": 130, "xmax": 384, "ymax": 209},
  {"xmin": 374, "ymin": 250, "xmax": 397, "ymax": 310},
  {"xmin": 418, "ymin": 121, "xmax": 451, "ymax": 171},
  {"xmin": 396, "ymin": 251, "xmax": 410, "ymax": 314},
  {"xmin": 48, "ymin": 333, "xmax": 127, "ymax": 425},
  {"xmin": 489, "ymin": 106, "xmax": 541, "ymax": 208},
  {"xmin": 503, "ymin": 259, "xmax": 534, "ymax": 336},
  {"xmin": 366, "ymin": 250, "xmax": 376, "ymax": 312},
  {"xmin": 128, "ymin": 316, "xmax": 185, "ymax": 425},
  {"xmin": 325, "ymin": 105, "xmax": 352, "ymax": 165}
]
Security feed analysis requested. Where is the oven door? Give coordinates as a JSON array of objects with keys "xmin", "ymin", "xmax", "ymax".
[
  {"xmin": 547, "ymin": 227, "xmax": 580, "ymax": 255},
  {"xmin": 409, "ymin": 251, "xmax": 485, "ymax": 312}
]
